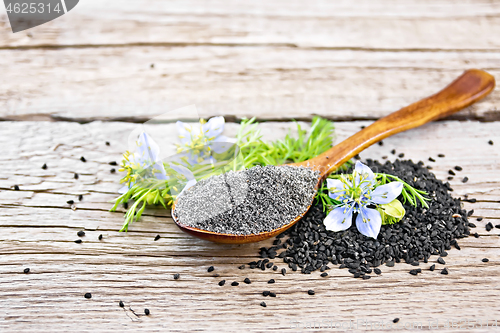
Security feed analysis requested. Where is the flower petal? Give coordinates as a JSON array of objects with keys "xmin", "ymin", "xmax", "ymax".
[
  {"xmin": 176, "ymin": 121, "xmax": 195, "ymax": 145},
  {"xmin": 323, "ymin": 206, "xmax": 353, "ymax": 232},
  {"xmin": 136, "ymin": 132, "xmax": 160, "ymax": 163},
  {"xmin": 356, "ymin": 207, "xmax": 382, "ymax": 238},
  {"xmin": 326, "ymin": 179, "xmax": 346, "ymax": 200},
  {"xmin": 354, "ymin": 161, "xmax": 375, "ymax": 183},
  {"xmin": 169, "ymin": 163, "xmax": 195, "ymax": 181},
  {"xmin": 202, "ymin": 116, "xmax": 225, "ymax": 139},
  {"xmin": 370, "ymin": 182, "xmax": 403, "ymax": 204}
]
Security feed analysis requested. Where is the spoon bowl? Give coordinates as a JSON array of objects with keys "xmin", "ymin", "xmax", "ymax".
[{"xmin": 172, "ymin": 69, "xmax": 495, "ymax": 244}]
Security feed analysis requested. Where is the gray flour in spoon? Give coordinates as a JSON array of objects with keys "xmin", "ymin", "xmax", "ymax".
[{"xmin": 173, "ymin": 165, "xmax": 319, "ymax": 235}]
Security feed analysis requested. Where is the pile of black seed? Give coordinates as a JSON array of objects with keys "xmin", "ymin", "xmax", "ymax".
[
  {"xmin": 173, "ymin": 165, "xmax": 319, "ymax": 235},
  {"xmin": 258, "ymin": 159, "xmax": 471, "ymax": 276}
]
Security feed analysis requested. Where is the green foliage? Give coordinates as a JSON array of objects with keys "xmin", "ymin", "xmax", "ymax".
[{"xmin": 374, "ymin": 173, "xmax": 430, "ymax": 208}]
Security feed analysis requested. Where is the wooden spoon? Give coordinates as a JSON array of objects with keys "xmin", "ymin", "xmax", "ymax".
[{"xmin": 172, "ymin": 69, "xmax": 495, "ymax": 244}]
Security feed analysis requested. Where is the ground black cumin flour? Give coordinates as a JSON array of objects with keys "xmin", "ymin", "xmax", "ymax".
[
  {"xmin": 173, "ymin": 165, "xmax": 319, "ymax": 235},
  {"xmin": 258, "ymin": 159, "xmax": 471, "ymax": 276}
]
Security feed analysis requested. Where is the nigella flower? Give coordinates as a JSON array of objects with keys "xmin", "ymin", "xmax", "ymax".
[
  {"xmin": 323, "ymin": 161, "xmax": 403, "ymax": 238},
  {"xmin": 176, "ymin": 116, "xmax": 236, "ymax": 165}
]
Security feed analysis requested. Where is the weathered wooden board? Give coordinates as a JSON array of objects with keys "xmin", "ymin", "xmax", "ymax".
[
  {"xmin": 0, "ymin": 47, "xmax": 499, "ymax": 122},
  {"xmin": 1, "ymin": 0, "xmax": 500, "ymax": 50},
  {"xmin": 0, "ymin": 120, "xmax": 499, "ymax": 332}
]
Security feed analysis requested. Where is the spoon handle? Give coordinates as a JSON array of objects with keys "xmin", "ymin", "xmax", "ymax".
[{"xmin": 293, "ymin": 69, "xmax": 495, "ymax": 179}]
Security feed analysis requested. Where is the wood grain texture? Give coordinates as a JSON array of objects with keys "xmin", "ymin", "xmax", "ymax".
[
  {"xmin": 1, "ymin": 0, "xmax": 500, "ymax": 50},
  {"xmin": 1, "ymin": 120, "xmax": 499, "ymax": 332},
  {"xmin": 1, "ymin": 46, "xmax": 499, "ymax": 122}
]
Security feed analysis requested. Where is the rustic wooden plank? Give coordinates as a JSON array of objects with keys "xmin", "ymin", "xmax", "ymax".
[
  {"xmin": 1, "ymin": 0, "xmax": 500, "ymax": 50},
  {"xmin": 0, "ymin": 120, "xmax": 499, "ymax": 331},
  {"xmin": 0, "ymin": 47, "xmax": 499, "ymax": 122}
]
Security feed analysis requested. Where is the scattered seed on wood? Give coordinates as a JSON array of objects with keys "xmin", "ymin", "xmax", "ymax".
[
  {"xmin": 123, "ymin": 202, "xmax": 128, "ymax": 209},
  {"xmin": 260, "ymin": 302, "xmax": 267, "ymax": 307},
  {"xmin": 77, "ymin": 231, "xmax": 85, "ymax": 237},
  {"xmin": 109, "ymin": 161, "xmax": 118, "ymax": 166},
  {"xmin": 231, "ymin": 282, "xmax": 239, "ymax": 286},
  {"xmin": 307, "ymin": 290, "xmax": 315, "ymax": 295},
  {"xmin": 262, "ymin": 291, "xmax": 270, "ymax": 296},
  {"xmin": 98, "ymin": 234, "xmax": 103, "ymax": 240},
  {"xmin": 447, "ymin": 176, "xmax": 453, "ymax": 181},
  {"xmin": 488, "ymin": 140, "xmax": 494, "ymax": 145},
  {"xmin": 23, "ymin": 268, "xmax": 30, "ymax": 274},
  {"xmin": 281, "ymin": 268, "xmax": 286, "ymax": 276},
  {"xmin": 80, "ymin": 156, "xmax": 86, "ymax": 162},
  {"xmin": 386, "ymin": 261, "xmax": 395, "ymax": 267},
  {"xmin": 84, "ymin": 293, "xmax": 92, "ymax": 299},
  {"xmin": 74, "ymin": 239, "xmax": 82, "ymax": 244},
  {"xmin": 207, "ymin": 266, "xmax": 214, "ymax": 272},
  {"xmin": 462, "ymin": 177, "xmax": 469, "ymax": 183},
  {"xmin": 105, "ymin": 141, "xmax": 110, "ymax": 146},
  {"xmin": 269, "ymin": 292, "xmax": 276, "ymax": 297},
  {"xmin": 238, "ymin": 265, "xmax": 245, "ymax": 269},
  {"xmin": 448, "ymin": 170, "xmax": 455, "ymax": 175},
  {"xmin": 468, "ymin": 210, "xmax": 474, "ymax": 217},
  {"xmin": 391, "ymin": 149, "xmax": 396, "ymax": 155},
  {"xmin": 320, "ymin": 273, "xmax": 328, "ymax": 277},
  {"xmin": 486, "ymin": 222, "xmax": 493, "ymax": 231},
  {"xmin": 454, "ymin": 166, "xmax": 462, "ymax": 171},
  {"xmin": 482, "ymin": 258, "xmax": 489, "ymax": 262},
  {"xmin": 441, "ymin": 268, "xmax": 449, "ymax": 275},
  {"xmin": 268, "ymin": 279, "xmax": 275, "ymax": 284},
  {"xmin": 213, "ymin": 273, "xmax": 220, "ymax": 277},
  {"xmin": 42, "ymin": 163, "xmax": 47, "ymax": 170},
  {"xmin": 474, "ymin": 233, "xmax": 480, "ymax": 238},
  {"xmin": 426, "ymin": 165, "xmax": 433, "ymax": 169},
  {"xmin": 438, "ymin": 154, "xmax": 445, "ymax": 158},
  {"xmin": 409, "ymin": 269, "xmax": 418, "ymax": 275},
  {"xmin": 398, "ymin": 153, "xmax": 404, "ymax": 158},
  {"xmin": 428, "ymin": 157, "xmax": 435, "ymax": 162},
  {"xmin": 110, "ymin": 168, "xmax": 116, "ymax": 173},
  {"xmin": 67, "ymin": 200, "xmax": 74, "ymax": 205},
  {"xmin": 374, "ymin": 268, "xmax": 382, "ymax": 275},
  {"xmin": 430, "ymin": 264, "xmax": 436, "ymax": 271},
  {"xmin": 119, "ymin": 301, "xmax": 124, "ymax": 308},
  {"xmin": 173, "ymin": 274, "xmax": 180, "ymax": 280},
  {"xmin": 469, "ymin": 223, "xmax": 476, "ymax": 228},
  {"xmin": 382, "ymin": 156, "xmax": 387, "ymax": 159},
  {"xmin": 218, "ymin": 280, "xmax": 225, "ymax": 286},
  {"xmin": 144, "ymin": 309, "xmax": 150, "ymax": 315},
  {"xmin": 74, "ymin": 173, "xmax": 79, "ymax": 179},
  {"xmin": 437, "ymin": 257, "xmax": 446, "ymax": 265},
  {"xmin": 495, "ymin": 225, "xmax": 500, "ymax": 229},
  {"xmin": 154, "ymin": 235, "xmax": 161, "ymax": 241},
  {"xmin": 14, "ymin": 185, "xmax": 19, "ymax": 190},
  {"xmin": 78, "ymin": 195, "xmax": 83, "ymax": 201},
  {"xmin": 272, "ymin": 265, "xmax": 278, "ymax": 271},
  {"xmin": 477, "ymin": 217, "xmax": 483, "ymax": 221},
  {"xmin": 244, "ymin": 278, "xmax": 251, "ymax": 284},
  {"xmin": 393, "ymin": 318, "xmax": 400, "ymax": 323},
  {"xmin": 362, "ymin": 275, "xmax": 371, "ymax": 280},
  {"xmin": 378, "ymin": 141, "xmax": 384, "ymax": 146}
]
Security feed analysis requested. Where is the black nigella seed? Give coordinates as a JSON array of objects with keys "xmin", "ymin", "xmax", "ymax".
[
  {"xmin": 154, "ymin": 235, "xmax": 160, "ymax": 241},
  {"xmin": 213, "ymin": 273, "xmax": 220, "ymax": 278},
  {"xmin": 486, "ymin": 222, "xmax": 493, "ymax": 231},
  {"xmin": 14, "ymin": 185, "xmax": 19, "ymax": 190},
  {"xmin": 218, "ymin": 280, "xmax": 225, "ymax": 286},
  {"xmin": 84, "ymin": 293, "xmax": 92, "ymax": 299},
  {"xmin": 208, "ymin": 266, "xmax": 214, "ymax": 272},
  {"xmin": 42, "ymin": 163, "xmax": 47, "ymax": 170},
  {"xmin": 80, "ymin": 156, "xmax": 86, "ymax": 162},
  {"xmin": 74, "ymin": 239, "xmax": 82, "ymax": 244},
  {"xmin": 477, "ymin": 217, "xmax": 483, "ymax": 221},
  {"xmin": 123, "ymin": 202, "xmax": 128, "ymax": 209},
  {"xmin": 386, "ymin": 261, "xmax": 395, "ymax": 267},
  {"xmin": 496, "ymin": 225, "xmax": 500, "ymax": 229},
  {"xmin": 391, "ymin": 149, "xmax": 396, "ymax": 155},
  {"xmin": 268, "ymin": 279, "xmax": 275, "ymax": 284},
  {"xmin": 474, "ymin": 233, "xmax": 480, "ymax": 238},
  {"xmin": 437, "ymin": 257, "xmax": 446, "ymax": 265},
  {"xmin": 438, "ymin": 154, "xmax": 445, "ymax": 158},
  {"xmin": 77, "ymin": 231, "xmax": 85, "ymax": 237},
  {"xmin": 110, "ymin": 168, "xmax": 116, "ymax": 173},
  {"xmin": 307, "ymin": 290, "xmax": 315, "ymax": 295},
  {"xmin": 374, "ymin": 268, "xmax": 382, "ymax": 275},
  {"xmin": 482, "ymin": 258, "xmax": 489, "ymax": 263},
  {"xmin": 468, "ymin": 210, "xmax": 474, "ymax": 217},
  {"xmin": 428, "ymin": 157, "xmax": 435, "ymax": 162},
  {"xmin": 173, "ymin": 273, "xmax": 180, "ymax": 280},
  {"xmin": 78, "ymin": 195, "xmax": 83, "ymax": 201},
  {"xmin": 105, "ymin": 141, "xmax": 110, "ymax": 146},
  {"xmin": 411, "ymin": 261, "xmax": 419, "ymax": 266},
  {"xmin": 119, "ymin": 301, "xmax": 124, "ymax": 308},
  {"xmin": 260, "ymin": 302, "xmax": 267, "ymax": 307},
  {"xmin": 144, "ymin": 309, "xmax": 150, "ymax": 316},
  {"xmin": 447, "ymin": 176, "xmax": 453, "ymax": 181},
  {"xmin": 231, "ymin": 282, "xmax": 239, "ymax": 286},
  {"xmin": 441, "ymin": 268, "xmax": 449, "ymax": 275},
  {"xmin": 378, "ymin": 141, "xmax": 384, "ymax": 146},
  {"xmin": 488, "ymin": 140, "xmax": 494, "ymax": 145},
  {"xmin": 238, "ymin": 265, "xmax": 245, "ymax": 269},
  {"xmin": 273, "ymin": 265, "xmax": 278, "ymax": 271},
  {"xmin": 469, "ymin": 223, "xmax": 476, "ymax": 228},
  {"xmin": 74, "ymin": 173, "xmax": 79, "ymax": 179},
  {"xmin": 269, "ymin": 292, "xmax": 276, "ymax": 297},
  {"xmin": 24, "ymin": 268, "xmax": 30, "ymax": 274},
  {"xmin": 448, "ymin": 170, "xmax": 455, "ymax": 176},
  {"xmin": 67, "ymin": 200, "xmax": 74, "ymax": 205},
  {"xmin": 409, "ymin": 269, "xmax": 418, "ymax": 276},
  {"xmin": 281, "ymin": 268, "xmax": 286, "ymax": 276},
  {"xmin": 426, "ymin": 165, "xmax": 433, "ymax": 169},
  {"xmin": 362, "ymin": 275, "xmax": 371, "ymax": 280},
  {"xmin": 454, "ymin": 166, "xmax": 462, "ymax": 171},
  {"xmin": 462, "ymin": 177, "xmax": 469, "ymax": 183},
  {"xmin": 109, "ymin": 161, "xmax": 118, "ymax": 166},
  {"xmin": 98, "ymin": 234, "xmax": 103, "ymax": 240},
  {"xmin": 430, "ymin": 264, "xmax": 435, "ymax": 271},
  {"xmin": 263, "ymin": 291, "xmax": 270, "ymax": 296},
  {"xmin": 393, "ymin": 318, "xmax": 400, "ymax": 323},
  {"xmin": 320, "ymin": 273, "xmax": 328, "ymax": 277},
  {"xmin": 440, "ymin": 251, "xmax": 448, "ymax": 257},
  {"xmin": 244, "ymin": 278, "xmax": 251, "ymax": 284},
  {"xmin": 398, "ymin": 153, "xmax": 404, "ymax": 158}
]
